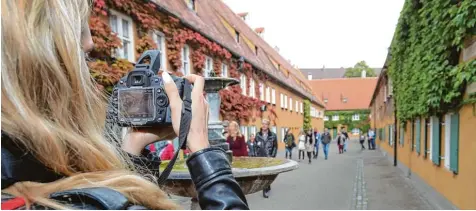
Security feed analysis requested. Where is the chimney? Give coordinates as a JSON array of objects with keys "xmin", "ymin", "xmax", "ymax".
[
  {"xmin": 361, "ymin": 70, "xmax": 367, "ymax": 78},
  {"xmin": 254, "ymin": 27, "xmax": 265, "ymax": 38},
  {"xmin": 237, "ymin": 12, "xmax": 248, "ymax": 22},
  {"xmin": 274, "ymin": 46, "xmax": 280, "ymax": 52}
]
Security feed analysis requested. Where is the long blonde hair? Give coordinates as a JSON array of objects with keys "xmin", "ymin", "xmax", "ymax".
[
  {"xmin": 228, "ymin": 121, "xmax": 242, "ymax": 138},
  {"xmin": 1, "ymin": 0, "xmax": 178, "ymax": 209}
]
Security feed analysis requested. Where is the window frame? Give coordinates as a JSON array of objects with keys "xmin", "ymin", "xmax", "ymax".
[
  {"xmin": 204, "ymin": 56, "xmax": 213, "ymax": 78},
  {"xmin": 332, "ymin": 115, "xmax": 339, "ymax": 121},
  {"xmin": 271, "ymin": 89, "xmax": 276, "ymax": 104},
  {"xmin": 152, "ymin": 31, "xmax": 167, "ymax": 71},
  {"xmin": 109, "ymin": 10, "xmax": 135, "ymax": 62},
  {"xmin": 181, "ymin": 44, "xmax": 191, "ymax": 75},
  {"xmin": 221, "ymin": 63, "xmax": 228, "ymax": 77},
  {"xmin": 240, "ymin": 74, "xmax": 247, "ymax": 95}
]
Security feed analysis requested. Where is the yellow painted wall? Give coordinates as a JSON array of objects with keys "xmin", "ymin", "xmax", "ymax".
[{"xmin": 370, "ymin": 55, "xmax": 476, "ymax": 209}]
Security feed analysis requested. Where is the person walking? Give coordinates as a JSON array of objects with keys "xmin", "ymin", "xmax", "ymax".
[
  {"xmin": 247, "ymin": 133, "xmax": 257, "ymax": 157},
  {"xmin": 284, "ymin": 129, "xmax": 295, "ymax": 159},
  {"xmin": 313, "ymin": 128, "xmax": 321, "ymax": 159},
  {"xmin": 368, "ymin": 129, "xmax": 376, "ymax": 150},
  {"xmin": 341, "ymin": 128, "xmax": 349, "ymax": 153},
  {"xmin": 226, "ymin": 121, "xmax": 248, "ymax": 157},
  {"xmin": 321, "ymin": 128, "xmax": 332, "ymax": 160},
  {"xmin": 360, "ymin": 132, "xmax": 366, "ymax": 150},
  {"xmin": 255, "ymin": 119, "xmax": 278, "ymax": 198},
  {"xmin": 297, "ymin": 130, "xmax": 306, "ymax": 161},
  {"xmin": 305, "ymin": 129, "xmax": 314, "ymax": 164},
  {"xmin": 337, "ymin": 132, "xmax": 345, "ymax": 154}
]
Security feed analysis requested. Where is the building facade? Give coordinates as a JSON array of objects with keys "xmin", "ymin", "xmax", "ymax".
[
  {"xmin": 88, "ymin": 0, "xmax": 325, "ymax": 151},
  {"xmin": 307, "ymin": 77, "xmax": 377, "ymax": 137},
  {"xmin": 370, "ymin": 37, "xmax": 476, "ymax": 210}
]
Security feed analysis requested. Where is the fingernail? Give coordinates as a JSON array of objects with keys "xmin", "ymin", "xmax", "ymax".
[{"xmin": 163, "ymin": 71, "xmax": 172, "ymax": 83}]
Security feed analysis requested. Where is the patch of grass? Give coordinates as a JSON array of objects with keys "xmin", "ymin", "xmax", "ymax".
[{"xmin": 160, "ymin": 157, "xmax": 285, "ymax": 172}]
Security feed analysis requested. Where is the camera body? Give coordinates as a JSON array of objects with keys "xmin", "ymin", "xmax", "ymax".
[{"xmin": 108, "ymin": 50, "xmax": 188, "ymax": 127}]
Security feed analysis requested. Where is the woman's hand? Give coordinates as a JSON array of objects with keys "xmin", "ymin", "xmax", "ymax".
[{"xmin": 121, "ymin": 71, "xmax": 209, "ymax": 155}]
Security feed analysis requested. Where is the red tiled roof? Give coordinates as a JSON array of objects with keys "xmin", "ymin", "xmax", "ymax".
[
  {"xmin": 309, "ymin": 78, "xmax": 378, "ymax": 111},
  {"xmin": 152, "ymin": 0, "xmax": 323, "ymax": 107}
]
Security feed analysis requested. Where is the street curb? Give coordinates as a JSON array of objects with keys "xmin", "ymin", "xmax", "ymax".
[{"xmin": 379, "ymin": 149, "xmax": 458, "ymax": 210}]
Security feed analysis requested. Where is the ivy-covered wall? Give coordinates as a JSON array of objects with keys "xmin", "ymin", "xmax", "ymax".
[
  {"xmin": 388, "ymin": 0, "xmax": 476, "ymax": 122},
  {"xmin": 324, "ymin": 110, "xmax": 370, "ymax": 133}
]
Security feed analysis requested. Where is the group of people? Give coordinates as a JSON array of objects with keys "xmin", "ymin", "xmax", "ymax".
[
  {"xmin": 222, "ymin": 119, "xmax": 278, "ymax": 198},
  {"xmin": 359, "ymin": 129, "xmax": 376, "ymax": 150},
  {"xmin": 283, "ymin": 128, "xmax": 343, "ymax": 162}
]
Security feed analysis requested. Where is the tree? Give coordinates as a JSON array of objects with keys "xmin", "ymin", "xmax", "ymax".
[{"xmin": 344, "ymin": 61, "xmax": 376, "ymax": 78}]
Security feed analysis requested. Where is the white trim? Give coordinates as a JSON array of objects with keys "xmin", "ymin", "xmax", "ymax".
[
  {"xmin": 181, "ymin": 45, "xmax": 191, "ymax": 75},
  {"xmin": 289, "ymin": 98, "xmax": 293, "ymax": 111},
  {"xmin": 266, "ymin": 87, "xmax": 271, "ymax": 103},
  {"xmin": 332, "ymin": 115, "xmax": 339, "ymax": 121},
  {"xmin": 295, "ymin": 101, "xmax": 299, "ymax": 113},
  {"xmin": 221, "ymin": 63, "xmax": 228, "ymax": 77},
  {"xmin": 324, "ymin": 116, "xmax": 329, "ymax": 121},
  {"xmin": 260, "ymin": 84, "xmax": 265, "ymax": 101},
  {"xmin": 152, "ymin": 31, "xmax": 167, "ymax": 71},
  {"xmin": 352, "ymin": 114, "xmax": 360, "ymax": 121},
  {"xmin": 204, "ymin": 56, "xmax": 213, "ymax": 77},
  {"xmin": 271, "ymin": 89, "xmax": 276, "ymax": 104},
  {"xmin": 444, "ymin": 114, "xmax": 451, "ymax": 169},
  {"xmin": 240, "ymin": 74, "xmax": 247, "ymax": 95},
  {"xmin": 109, "ymin": 10, "xmax": 135, "ymax": 62}
]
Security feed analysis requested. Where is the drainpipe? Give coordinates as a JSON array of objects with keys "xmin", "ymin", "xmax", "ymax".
[{"xmin": 393, "ymin": 94, "xmax": 397, "ymax": 167}]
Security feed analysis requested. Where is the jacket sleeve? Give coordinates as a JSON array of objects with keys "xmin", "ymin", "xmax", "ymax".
[
  {"xmin": 187, "ymin": 148, "xmax": 249, "ymax": 210},
  {"xmin": 271, "ymin": 135, "xmax": 278, "ymax": 157}
]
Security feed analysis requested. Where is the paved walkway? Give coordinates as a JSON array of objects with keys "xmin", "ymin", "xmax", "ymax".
[
  {"xmin": 245, "ymin": 140, "xmax": 434, "ymax": 210},
  {"xmin": 171, "ymin": 140, "xmax": 435, "ymax": 209}
]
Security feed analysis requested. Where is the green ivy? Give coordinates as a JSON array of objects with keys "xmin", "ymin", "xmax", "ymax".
[
  {"xmin": 303, "ymin": 100, "xmax": 311, "ymax": 130},
  {"xmin": 324, "ymin": 110, "xmax": 370, "ymax": 133},
  {"xmin": 388, "ymin": 0, "xmax": 476, "ymax": 122}
]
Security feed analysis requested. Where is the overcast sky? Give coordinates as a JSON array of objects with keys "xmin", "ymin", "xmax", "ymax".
[{"xmin": 222, "ymin": 0, "xmax": 405, "ymax": 68}]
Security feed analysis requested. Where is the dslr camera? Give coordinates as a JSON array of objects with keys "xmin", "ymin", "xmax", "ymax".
[{"xmin": 107, "ymin": 50, "xmax": 191, "ymax": 127}]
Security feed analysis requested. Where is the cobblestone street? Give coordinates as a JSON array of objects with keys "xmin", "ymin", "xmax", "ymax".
[{"xmin": 243, "ymin": 140, "xmax": 434, "ymax": 210}]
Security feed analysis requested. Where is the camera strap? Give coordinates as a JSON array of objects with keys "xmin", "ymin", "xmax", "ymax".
[{"xmin": 157, "ymin": 80, "xmax": 193, "ymax": 186}]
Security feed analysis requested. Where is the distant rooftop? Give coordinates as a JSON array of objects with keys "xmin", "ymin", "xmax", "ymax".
[{"xmin": 300, "ymin": 67, "xmax": 382, "ymax": 80}]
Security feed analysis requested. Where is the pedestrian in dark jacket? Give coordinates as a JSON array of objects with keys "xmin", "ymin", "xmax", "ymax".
[
  {"xmin": 321, "ymin": 128, "xmax": 332, "ymax": 160},
  {"xmin": 226, "ymin": 121, "xmax": 249, "ymax": 157},
  {"xmin": 284, "ymin": 129, "xmax": 295, "ymax": 159},
  {"xmin": 337, "ymin": 132, "xmax": 345, "ymax": 154},
  {"xmin": 0, "ymin": 10, "xmax": 248, "ymax": 209},
  {"xmin": 255, "ymin": 119, "xmax": 277, "ymax": 198}
]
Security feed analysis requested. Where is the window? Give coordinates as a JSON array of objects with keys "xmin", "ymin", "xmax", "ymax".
[
  {"xmin": 343, "ymin": 98, "xmax": 348, "ymax": 103},
  {"xmin": 221, "ymin": 63, "xmax": 228, "ymax": 77},
  {"xmin": 260, "ymin": 84, "xmax": 265, "ymax": 101},
  {"xmin": 240, "ymin": 126, "xmax": 248, "ymax": 141},
  {"xmin": 186, "ymin": 0, "xmax": 196, "ymax": 10},
  {"xmin": 281, "ymin": 128, "xmax": 286, "ymax": 142},
  {"xmin": 300, "ymin": 102, "xmax": 303, "ymax": 113},
  {"xmin": 444, "ymin": 113, "xmax": 459, "ymax": 172},
  {"xmin": 324, "ymin": 99, "xmax": 328, "ymax": 104},
  {"xmin": 240, "ymin": 74, "xmax": 247, "ymax": 95},
  {"xmin": 296, "ymin": 101, "xmax": 299, "ymax": 112},
  {"xmin": 271, "ymin": 126, "xmax": 277, "ymax": 136},
  {"xmin": 271, "ymin": 89, "xmax": 276, "ymax": 104},
  {"xmin": 204, "ymin": 56, "xmax": 213, "ymax": 77},
  {"xmin": 289, "ymin": 98, "xmax": 293, "ymax": 111},
  {"xmin": 152, "ymin": 31, "xmax": 167, "ymax": 70},
  {"xmin": 266, "ymin": 87, "xmax": 271, "ymax": 103},
  {"xmin": 181, "ymin": 45, "xmax": 190, "ymax": 75},
  {"xmin": 324, "ymin": 116, "xmax": 329, "ymax": 121},
  {"xmin": 352, "ymin": 128, "xmax": 360, "ymax": 134},
  {"xmin": 307, "ymin": 74, "xmax": 312, "ymax": 80},
  {"xmin": 280, "ymin": 93, "xmax": 283, "ymax": 108},
  {"xmin": 235, "ymin": 31, "xmax": 240, "ymax": 43},
  {"xmin": 109, "ymin": 10, "xmax": 134, "ymax": 62},
  {"xmin": 250, "ymin": 79, "xmax": 255, "ymax": 98},
  {"xmin": 332, "ymin": 115, "xmax": 339, "ymax": 121},
  {"xmin": 352, "ymin": 114, "xmax": 360, "ymax": 121},
  {"xmin": 430, "ymin": 116, "xmax": 441, "ymax": 165},
  {"xmin": 284, "ymin": 95, "xmax": 288, "ymax": 109}
]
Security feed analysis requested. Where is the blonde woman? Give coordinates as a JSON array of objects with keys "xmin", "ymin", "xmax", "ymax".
[
  {"xmin": 226, "ymin": 121, "xmax": 248, "ymax": 157},
  {"xmin": 1, "ymin": 1, "xmax": 247, "ymax": 209}
]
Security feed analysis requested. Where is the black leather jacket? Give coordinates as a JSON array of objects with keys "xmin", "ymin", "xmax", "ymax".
[
  {"xmin": 254, "ymin": 130, "xmax": 278, "ymax": 157},
  {"xmin": 1, "ymin": 136, "xmax": 249, "ymax": 210}
]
